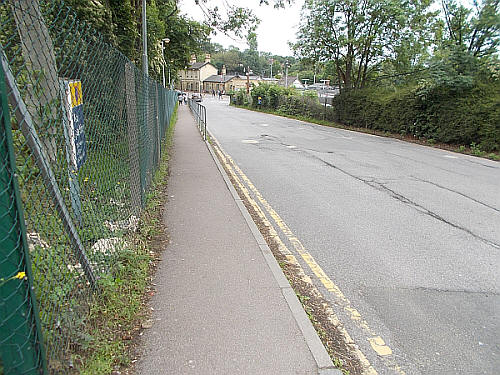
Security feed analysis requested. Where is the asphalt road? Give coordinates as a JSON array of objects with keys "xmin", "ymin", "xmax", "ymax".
[{"xmin": 200, "ymin": 96, "xmax": 500, "ymax": 375}]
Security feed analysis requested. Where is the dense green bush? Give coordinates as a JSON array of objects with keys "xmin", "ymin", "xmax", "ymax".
[
  {"xmin": 332, "ymin": 87, "xmax": 419, "ymax": 134},
  {"xmin": 234, "ymin": 83, "xmax": 335, "ymax": 121},
  {"xmin": 333, "ymin": 80, "xmax": 500, "ymax": 151},
  {"xmin": 249, "ymin": 83, "xmax": 296, "ymax": 108},
  {"xmin": 232, "ymin": 89, "xmax": 251, "ymax": 106}
]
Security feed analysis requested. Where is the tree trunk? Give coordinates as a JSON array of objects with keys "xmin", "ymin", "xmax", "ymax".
[
  {"xmin": 345, "ymin": 45, "xmax": 353, "ymax": 90},
  {"xmin": 10, "ymin": 0, "xmax": 59, "ymax": 162}
]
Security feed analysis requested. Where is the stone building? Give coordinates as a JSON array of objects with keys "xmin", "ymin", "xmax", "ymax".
[
  {"xmin": 203, "ymin": 65, "xmax": 262, "ymax": 92},
  {"xmin": 176, "ymin": 54, "xmax": 217, "ymax": 92}
]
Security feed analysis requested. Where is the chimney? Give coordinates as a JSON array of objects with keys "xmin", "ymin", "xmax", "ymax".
[
  {"xmin": 221, "ymin": 65, "xmax": 226, "ymax": 76},
  {"xmin": 205, "ymin": 53, "xmax": 211, "ymax": 63},
  {"xmin": 190, "ymin": 54, "xmax": 196, "ymax": 64}
]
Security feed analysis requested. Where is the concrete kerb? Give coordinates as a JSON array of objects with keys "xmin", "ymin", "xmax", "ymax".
[{"xmin": 204, "ymin": 132, "xmax": 342, "ymax": 375}]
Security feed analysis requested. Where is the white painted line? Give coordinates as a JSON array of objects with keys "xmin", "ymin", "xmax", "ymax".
[
  {"xmin": 261, "ymin": 124, "xmax": 269, "ymax": 127},
  {"xmin": 242, "ymin": 140, "xmax": 259, "ymax": 144},
  {"xmin": 443, "ymin": 155, "xmax": 458, "ymax": 159},
  {"xmin": 287, "ymin": 145, "xmax": 296, "ymax": 149}
]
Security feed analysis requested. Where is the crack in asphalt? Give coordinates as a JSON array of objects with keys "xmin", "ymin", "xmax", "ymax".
[
  {"xmin": 383, "ymin": 151, "xmax": 469, "ymax": 177},
  {"xmin": 462, "ymin": 157, "xmax": 499, "ymax": 169},
  {"xmin": 398, "ymin": 286, "xmax": 499, "ymax": 296},
  {"xmin": 255, "ymin": 133, "xmax": 500, "ymax": 250},
  {"xmin": 311, "ymin": 154, "xmax": 500, "ymax": 250},
  {"xmin": 411, "ymin": 176, "xmax": 500, "ymax": 213}
]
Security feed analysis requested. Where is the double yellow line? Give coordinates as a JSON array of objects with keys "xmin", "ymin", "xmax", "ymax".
[{"xmin": 211, "ymin": 138, "xmax": 406, "ymax": 375}]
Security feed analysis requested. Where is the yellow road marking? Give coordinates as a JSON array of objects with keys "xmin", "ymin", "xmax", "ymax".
[
  {"xmin": 212, "ymin": 143, "xmax": 377, "ymax": 375},
  {"xmin": 369, "ymin": 337, "xmax": 393, "ymax": 356},
  {"xmin": 212, "ymin": 139, "xmax": 406, "ymax": 375}
]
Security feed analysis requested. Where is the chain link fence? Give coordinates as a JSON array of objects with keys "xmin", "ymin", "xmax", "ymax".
[{"xmin": 0, "ymin": 1, "xmax": 177, "ymax": 374}]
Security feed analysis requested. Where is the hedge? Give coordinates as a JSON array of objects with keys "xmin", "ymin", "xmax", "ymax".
[{"xmin": 333, "ymin": 82, "xmax": 500, "ymax": 151}]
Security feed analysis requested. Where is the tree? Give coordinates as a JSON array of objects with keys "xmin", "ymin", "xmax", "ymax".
[
  {"xmin": 53, "ymin": 0, "xmax": 295, "ymax": 79},
  {"xmin": 212, "ymin": 47, "xmax": 243, "ymax": 72},
  {"xmin": 109, "ymin": 0, "xmax": 139, "ymax": 62},
  {"xmin": 385, "ymin": 0, "xmax": 438, "ymax": 75},
  {"xmin": 62, "ymin": 0, "xmax": 114, "ymax": 41},
  {"xmin": 193, "ymin": 0, "xmax": 260, "ymax": 39},
  {"xmin": 293, "ymin": 0, "xmax": 436, "ymax": 90},
  {"xmin": 415, "ymin": 0, "xmax": 500, "ymax": 90},
  {"xmin": 10, "ymin": 0, "xmax": 60, "ymax": 161},
  {"xmin": 194, "ymin": 0, "xmax": 295, "ymax": 38},
  {"xmin": 440, "ymin": 0, "xmax": 500, "ymax": 57}
]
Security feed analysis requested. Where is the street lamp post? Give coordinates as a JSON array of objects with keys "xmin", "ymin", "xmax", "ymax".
[
  {"xmin": 284, "ymin": 60, "xmax": 289, "ymax": 88},
  {"xmin": 246, "ymin": 66, "xmax": 250, "ymax": 94},
  {"xmin": 161, "ymin": 38, "xmax": 170, "ymax": 88},
  {"xmin": 320, "ymin": 79, "xmax": 328, "ymax": 119},
  {"xmin": 313, "ymin": 62, "xmax": 317, "ymax": 84},
  {"xmin": 168, "ymin": 60, "xmax": 173, "ymax": 89},
  {"xmin": 141, "ymin": 0, "xmax": 148, "ymax": 76}
]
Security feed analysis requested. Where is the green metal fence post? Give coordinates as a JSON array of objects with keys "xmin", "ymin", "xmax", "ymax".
[
  {"xmin": 156, "ymin": 83, "xmax": 160, "ymax": 163},
  {"xmin": 125, "ymin": 62, "xmax": 142, "ymax": 214},
  {"xmin": 0, "ymin": 55, "xmax": 47, "ymax": 375}
]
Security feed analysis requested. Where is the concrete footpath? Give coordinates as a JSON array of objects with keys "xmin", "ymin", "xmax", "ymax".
[{"xmin": 136, "ymin": 105, "xmax": 340, "ymax": 375}]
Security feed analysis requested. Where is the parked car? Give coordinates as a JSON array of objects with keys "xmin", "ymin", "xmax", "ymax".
[{"xmin": 191, "ymin": 93, "xmax": 202, "ymax": 102}]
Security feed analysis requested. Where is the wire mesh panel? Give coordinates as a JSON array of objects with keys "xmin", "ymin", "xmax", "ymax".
[
  {"xmin": 0, "ymin": 1, "xmax": 177, "ymax": 374},
  {"xmin": 0, "ymin": 57, "xmax": 46, "ymax": 375}
]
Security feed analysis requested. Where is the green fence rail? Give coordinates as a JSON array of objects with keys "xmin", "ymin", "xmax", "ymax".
[{"xmin": 0, "ymin": 1, "xmax": 177, "ymax": 374}]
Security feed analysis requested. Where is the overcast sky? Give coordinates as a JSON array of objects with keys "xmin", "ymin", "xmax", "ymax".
[{"xmin": 179, "ymin": 0, "xmax": 305, "ymax": 56}]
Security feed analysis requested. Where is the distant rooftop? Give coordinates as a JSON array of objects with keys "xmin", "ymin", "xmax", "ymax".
[
  {"xmin": 204, "ymin": 75, "xmax": 236, "ymax": 83},
  {"xmin": 188, "ymin": 62, "xmax": 211, "ymax": 70}
]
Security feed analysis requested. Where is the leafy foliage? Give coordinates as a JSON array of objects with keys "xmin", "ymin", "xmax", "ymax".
[
  {"xmin": 57, "ymin": 0, "xmax": 210, "ymax": 81},
  {"xmin": 440, "ymin": 0, "xmax": 500, "ymax": 57},
  {"xmin": 293, "ymin": 0, "xmax": 437, "ymax": 89},
  {"xmin": 233, "ymin": 84, "xmax": 335, "ymax": 120}
]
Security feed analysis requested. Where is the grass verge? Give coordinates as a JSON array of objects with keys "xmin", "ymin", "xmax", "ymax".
[
  {"xmin": 231, "ymin": 104, "xmax": 500, "ymax": 161},
  {"xmin": 78, "ymin": 106, "xmax": 177, "ymax": 375}
]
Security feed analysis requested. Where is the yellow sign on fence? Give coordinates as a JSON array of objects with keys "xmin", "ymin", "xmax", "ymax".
[{"xmin": 69, "ymin": 81, "xmax": 83, "ymax": 107}]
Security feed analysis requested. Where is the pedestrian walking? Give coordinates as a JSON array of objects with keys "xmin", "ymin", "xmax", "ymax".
[{"xmin": 178, "ymin": 94, "xmax": 183, "ymax": 105}]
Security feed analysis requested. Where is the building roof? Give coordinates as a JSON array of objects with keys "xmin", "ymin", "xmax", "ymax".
[
  {"xmin": 204, "ymin": 75, "xmax": 236, "ymax": 83},
  {"xmin": 230, "ymin": 75, "xmax": 261, "ymax": 81},
  {"xmin": 307, "ymin": 83, "xmax": 330, "ymax": 89},
  {"xmin": 278, "ymin": 76, "xmax": 302, "ymax": 87},
  {"xmin": 188, "ymin": 62, "xmax": 212, "ymax": 70},
  {"xmin": 203, "ymin": 74, "xmax": 263, "ymax": 83}
]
